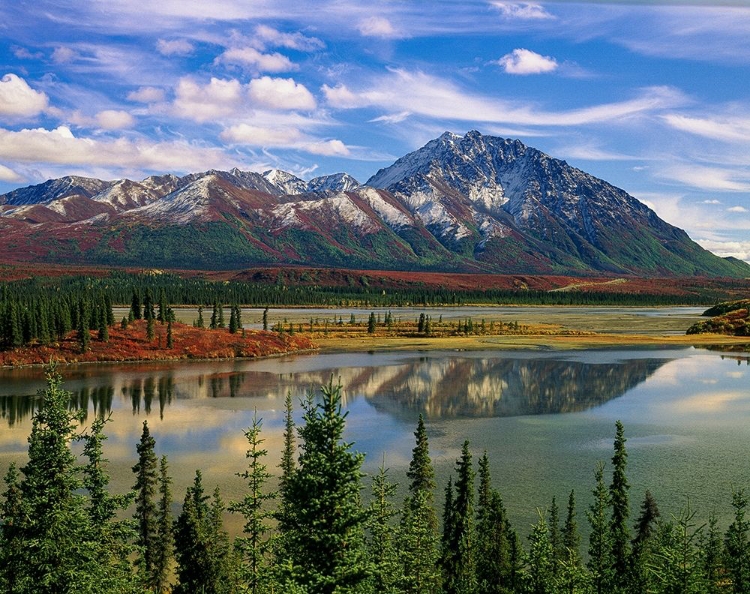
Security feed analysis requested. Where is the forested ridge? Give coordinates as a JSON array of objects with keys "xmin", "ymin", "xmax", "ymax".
[{"xmin": 1, "ymin": 367, "xmax": 748, "ymax": 593}]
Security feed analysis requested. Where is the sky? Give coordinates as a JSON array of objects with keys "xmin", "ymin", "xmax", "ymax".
[{"xmin": 1, "ymin": 0, "xmax": 749, "ymax": 261}]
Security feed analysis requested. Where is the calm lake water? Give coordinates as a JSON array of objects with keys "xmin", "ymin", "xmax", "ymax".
[{"xmin": 1, "ymin": 340, "xmax": 748, "ymax": 535}]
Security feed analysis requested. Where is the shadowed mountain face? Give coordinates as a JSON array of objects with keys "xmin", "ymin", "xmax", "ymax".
[
  {"xmin": 0, "ymin": 353, "xmax": 669, "ymax": 426},
  {"xmin": 1, "ymin": 131, "xmax": 747, "ymax": 277}
]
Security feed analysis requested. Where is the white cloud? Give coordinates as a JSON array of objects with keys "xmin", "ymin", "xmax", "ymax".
[
  {"xmin": 659, "ymin": 164, "xmax": 750, "ymax": 192},
  {"xmin": 324, "ymin": 69, "xmax": 684, "ymax": 127},
  {"xmin": 12, "ymin": 47, "xmax": 43, "ymax": 60},
  {"xmin": 497, "ymin": 48, "xmax": 558, "ymax": 75},
  {"xmin": 370, "ymin": 112, "xmax": 411, "ymax": 124},
  {"xmin": 220, "ymin": 124, "xmax": 303, "ymax": 146},
  {"xmin": 247, "ymin": 77, "xmax": 316, "ymax": 111},
  {"xmin": 220, "ymin": 124, "xmax": 349, "ymax": 156},
  {"xmin": 0, "ymin": 163, "xmax": 23, "ymax": 182},
  {"xmin": 696, "ymin": 239, "xmax": 750, "ymax": 263},
  {"xmin": 217, "ymin": 47, "xmax": 297, "ymax": 73},
  {"xmin": 321, "ymin": 83, "xmax": 368, "ymax": 108},
  {"xmin": 662, "ymin": 113, "xmax": 750, "ymax": 144},
  {"xmin": 156, "ymin": 39, "xmax": 194, "ymax": 57},
  {"xmin": 127, "ymin": 86, "xmax": 166, "ymax": 103},
  {"xmin": 253, "ymin": 25, "xmax": 324, "ymax": 51},
  {"xmin": 490, "ymin": 2, "xmax": 554, "ymax": 20},
  {"xmin": 96, "ymin": 109, "xmax": 135, "ymax": 129},
  {"xmin": 51, "ymin": 46, "xmax": 77, "ymax": 63},
  {"xmin": 357, "ymin": 16, "xmax": 400, "ymax": 38},
  {"xmin": 172, "ymin": 77, "xmax": 244, "ymax": 123},
  {"xmin": 728, "ymin": 206, "xmax": 749, "ymax": 213},
  {"xmin": 0, "ymin": 125, "xmax": 238, "ymax": 173},
  {"xmin": 0, "ymin": 74, "xmax": 49, "ymax": 119},
  {"xmin": 303, "ymin": 139, "xmax": 350, "ymax": 156}
]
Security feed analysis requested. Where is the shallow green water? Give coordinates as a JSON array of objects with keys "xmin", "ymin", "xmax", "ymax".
[{"xmin": 0, "ymin": 345, "xmax": 748, "ymax": 536}]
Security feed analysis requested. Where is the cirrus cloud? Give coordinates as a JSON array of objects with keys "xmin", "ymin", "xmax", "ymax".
[{"xmin": 497, "ymin": 48, "xmax": 558, "ymax": 75}]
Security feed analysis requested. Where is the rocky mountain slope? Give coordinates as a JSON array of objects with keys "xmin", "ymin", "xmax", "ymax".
[{"xmin": 0, "ymin": 131, "xmax": 747, "ymax": 277}]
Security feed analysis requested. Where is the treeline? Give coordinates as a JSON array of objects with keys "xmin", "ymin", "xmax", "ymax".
[
  {"xmin": 0, "ymin": 289, "xmax": 115, "ymax": 348},
  {"xmin": 2, "ymin": 368, "xmax": 749, "ymax": 593},
  {"xmin": 0, "ymin": 270, "xmax": 716, "ymax": 309}
]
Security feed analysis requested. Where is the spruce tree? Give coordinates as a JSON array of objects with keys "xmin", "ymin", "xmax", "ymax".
[
  {"xmin": 143, "ymin": 288, "xmax": 155, "ymax": 321},
  {"xmin": 400, "ymin": 414, "xmax": 441, "ymax": 594},
  {"xmin": 276, "ymin": 379, "xmax": 370, "ymax": 593},
  {"xmin": 131, "ymin": 289, "xmax": 142, "ymax": 320},
  {"xmin": 154, "ymin": 456, "xmax": 174, "ymax": 594},
  {"xmin": 444, "ymin": 441, "xmax": 477, "ymax": 594},
  {"xmin": 549, "ymin": 496, "xmax": 562, "ymax": 574},
  {"xmin": 210, "ymin": 300, "xmax": 219, "ymax": 329},
  {"xmin": 78, "ymin": 299, "xmax": 90, "ymax": 352},
  {"xmin": 0, "ymin": 463, "xmax": 24, "ymax": 591},
  {"xmin": 196, "ymin": 305, "xmax": 205, "ymax": 328},
  {"xmin": 173, "ymin": 471, "xmax": 234, "ymax": 594},
  {"xmin": 147, "ymin": 316, "xmax": 155, "ymax": 342},
  {"xmin": 167, "ymin": 319, "xmax": 173, "ymax": 348},
  {"xmin": 527, "ymin": 509, "xmax": 555, "ymax": 594},
  {"xmin": 158, "ymin": 289, "xmax": 167, "ymax": 323},
  {"xmin": 725, "ymin": 489, "xmax": 750, "ymax": 593},
  {"xmin": 629, "ymin": 490, "xmax": 660, "ymax": 593},
  {"xmin": 560, "ymin": 489, "xmax": 586, "ymax": 594},
  {"xmin": 230, "ymin": 413, "xmax": 275, "ymax": 594},
  {"xmin": 132, "ymin": 420, "xmax": 159, "ymax": 589},
  {"xmin": 368, "ymin": 462, "xmax": 401, "ymax": 593},
  {"xmin": 701, "ymin": 513, "xmax": 724, "ymax": 594},
  {"xmin": 229, "ymin": 304, "xmax": 239, "ymax": 334},
  {"xmin": 5, "ymin": 365, "xmax": 118, "ymax": 593},
  {"xmin": 587, "ymin": 462, "xmax": 613, "ymax": 594},
  {"xmin": 609, "ymin": 420, "xmax": 630, "ymax": 588},
  {"xmin": 475, "ymin": 451, "xmax": 513, "ymax": 594},
  {"xmin": 81, "ymin": 416, "xmax": 138, "ymax": 592},
  {"xmin": 263, "ymin": 307, "xmax": 269, "ymax": 331}
]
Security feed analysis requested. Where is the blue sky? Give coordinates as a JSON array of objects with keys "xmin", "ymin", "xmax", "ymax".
[{"xmin": 1, "ymin": 1, "xmax": 749, "ymax": 260}]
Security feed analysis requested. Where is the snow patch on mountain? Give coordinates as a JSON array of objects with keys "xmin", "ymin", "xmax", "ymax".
[
  {"xmin": 356, "ymin": 187, "xmax": 411, "ymax": 229},
  {"xmin": 262, "ymin": 169, "xmax": 307, "ymax": 195}
]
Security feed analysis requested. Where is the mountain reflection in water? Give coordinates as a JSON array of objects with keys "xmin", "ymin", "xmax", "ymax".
[{"xmin": 0, "ymin": 353, "xmax": 669, "ymax": 426}]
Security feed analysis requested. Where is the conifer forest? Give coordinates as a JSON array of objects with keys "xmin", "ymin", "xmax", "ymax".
[{"xmin": 1, "ymin": 365, "xmax": 749, "ymax": 594}]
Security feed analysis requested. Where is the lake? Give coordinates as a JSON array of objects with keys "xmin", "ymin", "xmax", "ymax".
[{"xmin": 1, "ymin": 338, "xmax": 748, "ymax": 536}]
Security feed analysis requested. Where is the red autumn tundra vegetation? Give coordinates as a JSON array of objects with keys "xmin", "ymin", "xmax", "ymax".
[{"xmin": 0, "ymin": 319, "xmax": 315, "ymax": 367}]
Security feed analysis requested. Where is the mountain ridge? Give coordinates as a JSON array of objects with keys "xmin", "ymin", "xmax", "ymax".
[{"xmin": 0, "ymin": 131, "xmax": 747, "ymax": 277}]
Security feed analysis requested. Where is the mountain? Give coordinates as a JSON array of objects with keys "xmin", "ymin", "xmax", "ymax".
[{"xmin": 0, "ymin": 131, "xmax": 747, "ymax": 277}]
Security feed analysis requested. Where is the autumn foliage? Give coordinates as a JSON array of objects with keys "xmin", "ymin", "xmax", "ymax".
[{"xmin": 0, "ymin": 319, "xmax": 315, "ymax": 367}]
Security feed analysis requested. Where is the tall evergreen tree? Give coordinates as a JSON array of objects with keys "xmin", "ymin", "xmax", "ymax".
[
  {"xmin": 158, "ymin": 289, "xmax": 168, "ymax": 323},
  {"xmin": 400, "ymin": 414, "xmax": 441, "ymax": 594},
  {"xmin": 700, "ymin": 513, "xmax": 724, "ymax": 594},
  {"xmin": 78, "ymin": 299, "xmax": 90, "ymax": 352},
  {"xmin": 230, "ymin": 413, "xmax": 276, "ymax": 594},
  {"xmin": 0, "ymin": 463, "xmax": 24, "ymax": 591},
  {"xmin": 131, "ymin": 289, "xmax": 142, "ymax": 320},
  {"xmin": 229, "ymin": 304, "xmax": 239, "ymax": 334},
  {"xmin": 276, "ymin": 379, "xmax": 370, "ymax": 593},
  {"xmin": 143, "ymin": 288, "xmax": 155, "ymax": 321},
  {"xmin": 167, "ymin": 319, "xmax": 173, "ymax": 348},
  {"xmin": 725, "ymin": 489, "xmax": 750, "ymax": 594},
  {"xmin": 132, "ymin": 420, "xmax": 159, "ymax": 589},
  {"xmin": 609, "ymin": 420, "xmax": 630, "ymax": 589},
  {"xmin": 210, "ymin": 300, "xmax": 219, "ymax": 330},
  {"xmin": 2, "ymin": 365, "xmax": 125, "ymax": 593},
  {"xmin": 154, "ymin": 455, "xmax": 174, "ymax": 594},
  {"xmin": 560, "ymin": 489, "xmax": 586, "ymax": 594},
  {"xmin": 549, "ymin": 495, "xmax": 562, "ymax": 574},
  {"xmin": 81, "ymin": 416, "xmax": 138, "ymax": 592},
  {"xmin": 587, "ymin": 462, "xmax": 613, "ymax": 594},
  {"xmin": 444, "ymin": 441, "xmax": 477, "ymax": 594},
  {"xmin": 630, "ymin": 489, "xmax": 660, "ymax": 593},
  {"xmin": 196, "ymin": 305, "xmax": 205, "ymax": 328},
  {"xmin": 527, "ymin": 509, "xmax": 555, "ymax": 594},
  {"xmin": 475, "ymin": 451, "xmax": 513, "ymax": 594},
  {"xmin": 173, "ymin": 471, "xmax": 234, "ymax": 594},
  {"xmin": 367, "ymin": 462, "xmax": 401, "ymax": 593}
]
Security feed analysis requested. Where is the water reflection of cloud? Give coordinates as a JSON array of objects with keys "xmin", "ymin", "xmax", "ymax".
[
  {"xmin": 669, "ymin": 390, "xmax": 750, "ymax": 415},
  {"xmin": 727, "ymin": 371, "xmax": 746, "ymax": 379}
]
